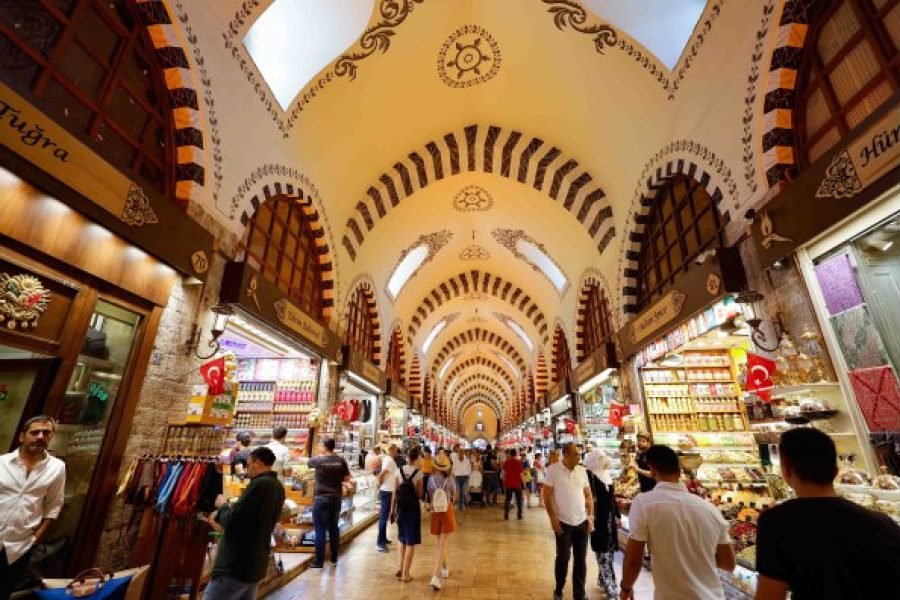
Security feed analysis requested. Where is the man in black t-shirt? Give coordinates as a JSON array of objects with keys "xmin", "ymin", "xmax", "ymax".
[
  {"xmin": 308, "ymin": 438, "xmax": 352, "ymax": 568},
  {"xmin": 633, "ymin": 433, "xmax": 656, "ymax": 493},
  {"xmin": 755, "ymin": 428, "xmax": 900, "ymax": 600}
]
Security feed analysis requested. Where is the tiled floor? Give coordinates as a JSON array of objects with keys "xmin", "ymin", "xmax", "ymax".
[{"xmin": 265, "ymin": 503, "xmax": 655, "ymax": 599}]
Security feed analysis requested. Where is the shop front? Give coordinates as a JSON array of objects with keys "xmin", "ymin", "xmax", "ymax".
[
  {"xmin": 573, "ymin": 342, "xmax": 622, "ymax": 472},
  {"xmin": 0, "ymin": 80, "xmax": 214, "ymax": 577},
  {"xmin": 384, "ymin": 378, "xmax": 410, "ymax": 449},
  {"xmin": 337, "ymin": 346, "xmax": 385, "ymax": 467},
  {"xmin": 751, "ymin": 100, "xmax": 900, "ymax": 480},
  {"xmin": 545, "ymin": 376, "xmax": 575, "ymax": 448}
]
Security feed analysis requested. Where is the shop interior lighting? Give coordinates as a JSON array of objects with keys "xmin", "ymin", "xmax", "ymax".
[
  {"xmin": 861, "ymin": 231, "xmax": 895, "ymax": 253},
  {"xmin": 227, "ymin": 313, "xmax": 298, "ymax": 356},
  {"xmin": 516, "ymin": 238, "xmax": 568, "ymax": 293},
  {"xmin": 387, "ymin": 244, "xmax": 429, "ymax": 299},
  {"xmin": 422, "ymin": 318, "xmax": 448, "ymax": 354},
  {"xmin": 243, "ymin": 0, "xmax": 375, "ymax": 110},
  {"xmin": 577, "ymin": 368, "xmax": 616, "ymax": 393}
]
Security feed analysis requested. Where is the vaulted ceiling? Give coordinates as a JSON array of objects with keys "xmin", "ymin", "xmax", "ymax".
[{"xmin": 172, "ymin": 0, "xmax": 774, "ymax": 434}]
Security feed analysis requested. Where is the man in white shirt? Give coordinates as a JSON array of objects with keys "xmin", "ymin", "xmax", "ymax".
[
  {"xmin": 264, "ymin": 427, "xmax": 292, "ymax": 482},
  {"xmin": 1, "ymin": 416, "xmax": 66, "ymax": 600},
  {"xmin": 620, "ymin": 445, "xmax": 735, "ymax": 600},
  {"xmin": 375, "ymin": 445, "xmax": 399, "ymax": 552},
  {"xmin": 542, "ymin": 443, "xmax": 594, "ymax": 600},
  {"xmin": 450, "ymin": 445, "xmax": 472, "ymax": 512}
]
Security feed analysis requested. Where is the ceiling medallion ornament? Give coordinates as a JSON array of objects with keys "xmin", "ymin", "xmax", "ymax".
[
  {"xmin": 459, "ymin": 244, "xmax": 490, "ymax": 261},
  {"xmin": 464, "ymin": 291, "xmax": 489, "ymax": 302},
  {"xmin": 0, "ymin": 273, "xmax": 50, "ymax": 330},
  {"xmin": 453, "ymin": 185, "xmax": 493, "ymax": 212},
  {"xmin": 438, "ymin": 25, "xmax": 502, "ymax": 89}
]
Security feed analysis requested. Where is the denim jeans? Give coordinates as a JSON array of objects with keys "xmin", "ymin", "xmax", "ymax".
[
  {"xmin": 313, "ymin": 495, "xmax": 342, "ymax": 565},
  {"xmin": 455, "ymin": 475, "xmax": 469, "ymax": 510},
  {"xmin": 554, "ymin": 521, "xmax": 588, "ymax": 600},
  {"xmin": 483, "ymin": 472, "xmax": 499, "ymax": 504},
  {"xmin": 377, "ymin": 490, "xmax": 393, "ymax": 547},
  {"xmin": 504, "ymin": 487, "xmax": 523, "ymax": 518},
  {"xmin": 0, "ymin": 548, "xmax": 32, "ymax": 600},
  {"xmin": 202, "ymin": 574, "xmax": 259, "ymax": 600}
]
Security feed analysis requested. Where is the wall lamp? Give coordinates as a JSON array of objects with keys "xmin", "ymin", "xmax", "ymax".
[
  {"xmin": 735, "ymin": 291, "xmax": 785, "ymax": 352},
  {"xmin": 188, "ymin": 305, "xmax": 233, "ymax": 359}
]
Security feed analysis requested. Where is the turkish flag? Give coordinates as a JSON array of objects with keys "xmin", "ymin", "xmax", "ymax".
[
  {"xmin": 199, "ymin": 357, "xmax": 226, "ymax": 396},
  {"xmin": 747, "ymin": 353, "xmax": 776, "ymax": 402},
  {"xmin": 608, "ymin": 400, "xmax": 626, "ymax": 427}
]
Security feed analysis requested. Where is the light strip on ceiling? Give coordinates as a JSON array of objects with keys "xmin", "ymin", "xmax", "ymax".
[{"xmin": 228, "ymin": 314, "xmax": 297, "ymax": 356}]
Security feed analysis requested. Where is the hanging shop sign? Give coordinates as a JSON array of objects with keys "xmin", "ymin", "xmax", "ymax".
[
  {"xmin": 219, "ymin": 261, "xmax": 341, "ymax": 361},
  {"xmin": 617, "ymin": 247, "xmax": 746, "ymax": 358},
  {"xmin": 572, "ymin": 342, "xmax": 619, "ymax": 390},
  {"xmin": 752, "ymin": 99, "xmax": 899, "ymax": 268},
  {"xmin": 0, "ymin": 81, "xmax": 213, "ymax": 280},
  {"xmin": 387, "ymin": 379, "xmax": 411, "ymax": 407},
  {"xmin": 342, "ymin": 345, "xmax": 387, "ymax": 393}
]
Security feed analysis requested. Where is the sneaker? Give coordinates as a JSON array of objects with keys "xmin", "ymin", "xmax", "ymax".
[
  {"xmin": 430, "ymin": 575, "xmax": 442, "ymax": 590},
  {"xmin": 440, "ymin": 567, "xmax": 449, "ymax": 578},
  {"xmin": 377, "ymin": 545, "xmax": 389, "ymax": 553},
  {"xmin": 309, "ymin": 563, "xmax": 323, "ymax": 569}
]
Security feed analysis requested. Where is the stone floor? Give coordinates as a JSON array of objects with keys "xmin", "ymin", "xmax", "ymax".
[{"xmin": 265, "ymin": 502, "xmax": 655, "ymax": 599}]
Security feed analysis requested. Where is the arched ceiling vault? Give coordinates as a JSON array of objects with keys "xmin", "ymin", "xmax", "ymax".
[{"xmin": 442, "ymin": 354, "xmax": 518, "ymax": 394}]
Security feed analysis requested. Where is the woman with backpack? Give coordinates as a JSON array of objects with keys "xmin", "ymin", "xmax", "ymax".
[
  {"xmin": 391, "ymin": 446, "xmax": 423, "ymax": 582},
  {"xmin": 427, "ymin": 451, "xmax": 457, "ymax": 590}
]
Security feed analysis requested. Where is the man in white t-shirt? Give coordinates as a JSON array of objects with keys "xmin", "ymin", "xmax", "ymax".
[
  {"xmin": 542, "ymin": 443, "xmax": 594, "ymax": 600},
  {"xmin": 264, "ymin": 427, "xmax": 291, "ymax": 482},
  {"xmin": 376, "ymin": 445, "xmax": 400, "ymax": 552},
  {"xmin": 620, "ymin": 445, "xmax": 735, "ymax": 600},
  {"xmin": 451, "ymin": 445, "xmax": 472, "ymax": 511}
]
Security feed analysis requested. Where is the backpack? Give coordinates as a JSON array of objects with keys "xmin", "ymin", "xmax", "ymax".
[
  {"xmin": 431, "ymin": 485, "xmax": 449, "ymax": 513},
  {"xmin": 397, "ymin": 468, "xmax": 419, "ymax": 510}
]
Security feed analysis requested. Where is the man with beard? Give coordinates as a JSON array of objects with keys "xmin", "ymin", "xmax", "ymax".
[{"xmin": 0, "ymin": 416, "xmax": 66, "ymax": 600}]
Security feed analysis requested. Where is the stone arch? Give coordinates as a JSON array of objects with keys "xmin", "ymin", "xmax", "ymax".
[
  {"xmin": 430, "ymin": 328, "xmax": 527, "ymax": 377},
  {"xmin": 619, "ymin": 155, "xmax": 733, "ymax": 317},
  {"xmin": 444, "ymin": 356, "xmax": 517, "ymax": 393},
  {"xmin": 343, "ymin": 276, "xmax": 383, "ymax": 366},
  {"xmin": 408, "ymin": 270, "xmax": 549, "ymax": 343},
  {"xmin": 135, "ymin": 0, "xmax": 205, "ymax": 204},
  {"xmin": 408, "ymin": 354, "xmax": 423, "ymax": 404},
  {"xmin": 340, "ymin": 124, "xmax": 616, "ymax": 260},
  {"xmin": 574, "ymin": 268, "xmax": 617, "ymax": 362},
  {"xmin": 456, "ymin": 396, "xmax": 503, "ymax": 425},
  {"xmin": 447, "ymin": 372, "xmax": 514, "ymax": 403},
  {"xmin": 452, "ymin": 383, "xmax": 508, "ymax": 411}
]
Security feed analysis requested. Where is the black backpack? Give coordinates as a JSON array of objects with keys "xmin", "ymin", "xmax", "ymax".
[{"xmin": 397, "ymin": 468, "xmax": 419, "ymax": 509}]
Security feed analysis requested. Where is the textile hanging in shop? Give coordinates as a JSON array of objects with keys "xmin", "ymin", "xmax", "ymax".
[
  {"xmin": 746, "ymin": 353, "xmax": 777, "ymax": 402},
  {"xmin": 830, "ymin": 305, "xmax": 891, "ymax": 370},
  {"xmin": 813, "ymin": 253, "xmax": 865, "ymax": 316},
  {"xmin": 848, "ymin": 366, "xmax": 900, "ymax": 432}
]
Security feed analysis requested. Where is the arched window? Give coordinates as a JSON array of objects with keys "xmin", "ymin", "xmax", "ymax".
[
  {"xmin": 582, "ymin": 284, "xmax": 612, "ymax": 360},
  {"xmin": 385, "ymin": 327, "xmax": 403, "ymax": 384},
  {"xmin": 797, "ymin": 0, "xmax": 899, "ymax": 165},
  {"xmin": 636, "ymin": 175, "xmax": 727, "ymax": 311},
  {"xmin": 552, "ymin": 326, "xmax": 571, "ymax": 384},
  {"xmin": 240, "ymin": 196, "xmax": 324, "ymax": 318},
  {"xmin": 0, "ymin": 0, "xmax": 175, "ymax": 197},
  {"xmin": 345, "ymin": 287, "xmax": 375, "ymax": 361}
]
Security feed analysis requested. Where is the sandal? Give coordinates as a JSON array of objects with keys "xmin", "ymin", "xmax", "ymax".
[{"xmin": 395, "ymin": 569, "xmax": 402, "ymax": 579}]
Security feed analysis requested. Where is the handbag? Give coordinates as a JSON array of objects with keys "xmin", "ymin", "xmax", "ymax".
[{"xmin": 37, "ymin": 568, "xmax": 132, "ymax": 600}]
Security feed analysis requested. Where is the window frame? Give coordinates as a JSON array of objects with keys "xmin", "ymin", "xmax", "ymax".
[
  {"xmin": 345, "ymin": 287, "xmax": 375, "ymax": 361},
  {"xmin": 582, "ymin": 284, "xmax": 612, "ymax": 359},
  {"xmin": 552, "ymin": 326, "xmax": 571, "ymax": 385}
]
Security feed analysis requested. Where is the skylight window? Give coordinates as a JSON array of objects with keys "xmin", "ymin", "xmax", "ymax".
[
  {"xmin": 582, "ymin": 0, "xmax": 706, "ymax": 69},
  {"xmin": 492, "ymin": 351, "xmax": 520, "ymax": 379},
  {"xmin": 505, "ymin": 319, "xmax": 534, "ymax": 351},
  {"xmin": 243, "ymin": 0, "xmax": 375, "ymax": 110},
  {"xmin": 387, "ymin": 245, "xmax": 428, "ymax": 298},
  {"xmin": 516, "ymin": 239, "xmax": 567, "ymax": 292},
  {"xmin": 438, "ymin": 356, "xmax": 456, "ymax": 380},
  {"xmin": 422, "ymin": 319, "xmax": 448, "ymax": 354}
]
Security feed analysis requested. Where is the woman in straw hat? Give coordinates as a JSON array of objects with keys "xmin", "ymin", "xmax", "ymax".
[{"xmin": 426, "ymin": 451, "xmax": 457, "ymax": 590}]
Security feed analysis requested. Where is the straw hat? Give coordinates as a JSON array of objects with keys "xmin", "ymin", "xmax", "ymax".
[{"xmin": 433, "ymin": 452, "xmax": 452, "ymax": 473}]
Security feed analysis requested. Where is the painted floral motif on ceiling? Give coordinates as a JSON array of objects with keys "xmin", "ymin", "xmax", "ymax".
[
  {"xmin": 224, "ymin": 0, "xmax": 426, "ymax": 137},
  {"xmin": 464, "ymin": 291, "xmax": 490, "ymax": 302},
  {"xmin": 452, "ymin": 185, "xmax": 494, "ymax": 212},
  {"xmin": 491, "ymin": 228, "xmax": 569, "ymax": 296},
  {"xmin": 742, "ymin": 0, "xmax": 776, "ymax": 196},
  {"xmin": 459, "ymin": 244, "xmax": 491, "ymax": 261},
  {"xmin": 438, "ymin": 25, "xmax": 502, "ymax": 89},
  {"xmin": 542, "ymin": 0, "xmax": 726, "ymax": 100},
  {"xmin": 388, "ymin": 229, "xmax": 454, "ymax": 299}
]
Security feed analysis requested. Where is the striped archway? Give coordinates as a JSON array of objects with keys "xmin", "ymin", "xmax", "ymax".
[
  {"xmin": 408, "ymin": 270, "xmax": 549, "ymax": 343},
  {"xmin": 443, "ymin": 356, "xmax": 518, "ymax": 394},
  {"xmin": 456, "ymin": 396, "xmax": 503, "ymax": 426},
  {"xmin": 574, "ymin": 269, "xmax": 616, "ymax": 362},
  {"xmin": 430, "ymin": 328, "xmax": 527, "ymax": 378},
  {"xmin": 340, "ymin": 124, "xmax": 616, "ymax": 261},
  {"xmin": 343, "ymin": 277, "xmax": 383, "ymax": 366},
  {"xmin": 447, "ymin": 372, "xmax": 514, "ymax": 403}
]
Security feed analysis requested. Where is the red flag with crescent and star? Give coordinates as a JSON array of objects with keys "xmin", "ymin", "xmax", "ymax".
[
  {"xmin": 746, "ymin": 353, "xmax": 776, "ymax": 402},
  {"xmin": 199, "ymin": 357, "xmax": 226, "ymax": 396},
  {"xmin": 608, "ymin": 400, "xmax": 626, "ymax": 427}
]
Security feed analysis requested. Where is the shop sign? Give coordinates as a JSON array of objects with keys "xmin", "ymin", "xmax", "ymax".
[
  {"xmin": 573, "ymin": 342, "xmax": 619, "ymax": 389},
  {"xmin": 753, "ymin": 101, "xmax": 900, "ymax": 267},
  {"xmin": 389, "ymin": 380, "xmax": 411, "ymax": 406},
  {"xmin": 0, "ymin": 81, "xmax": 213, "ymax": 279},
  {"xmin": 624, "ymin": 289, "xmax": 687, "ymax": 346},
  {"xmin": 344, "ymin": 345, "xmax": 387, "ymax": 393},
  {"xmin": 273, "ymin": 298, "xmax": 330, "ymax": 350},
  {"xmin": 546, "ymin": 377, "xmax": 571, "ymax": 415}
]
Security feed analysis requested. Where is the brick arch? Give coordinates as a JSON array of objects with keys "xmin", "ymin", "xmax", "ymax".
[
  {"xmin": 407, "ymin": 354, "xmax": 423, "ymax": 403},
  {"xmin": 134, "ymin": 0, "xmax": 205, "ymax": 204},
  {"xmin": 456, "ymin": 395, "xmax": 504, "ymax": 425},
  {"xmin": 431, "ymin": 328, "xmax": 527, "ymax": 378},
  {"xmin": 239, "ymin": 183, "xmax": 336, "ymax": 318},
  {"xmin": 760, "ymin": 0, "xmax": 828, "ymax": 187},
  {"xmin": 619, "ymin": 159, "xmax": 731, "ymax": 316},
  {"xmin": 452, "ymin": 383, "xmax": 508, "ymax": 411},
  {"xmin": 340, "ymin": 124, "xmax": 616, "ymax": 261},
  {"xmin": 444, "ymin": 356, "xmax": 517, "ymax": 394},
  {"xmin": 448, "ymin": 373, "xmax": 514, "ymax": 404},
  {"xmin": 385, "ymin": 323, "xmax": 406, "ymax": 385},
  {"xmin": 343, "ymin": 278, "xmax": 382, "ymax": 366},
  {"xmin": 574, "ymin": 269, "xmax": 617, "ymax": 362},
  {"xmin": 408, "ymin": 270, "xmax": 549, "ymax": 343}
]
